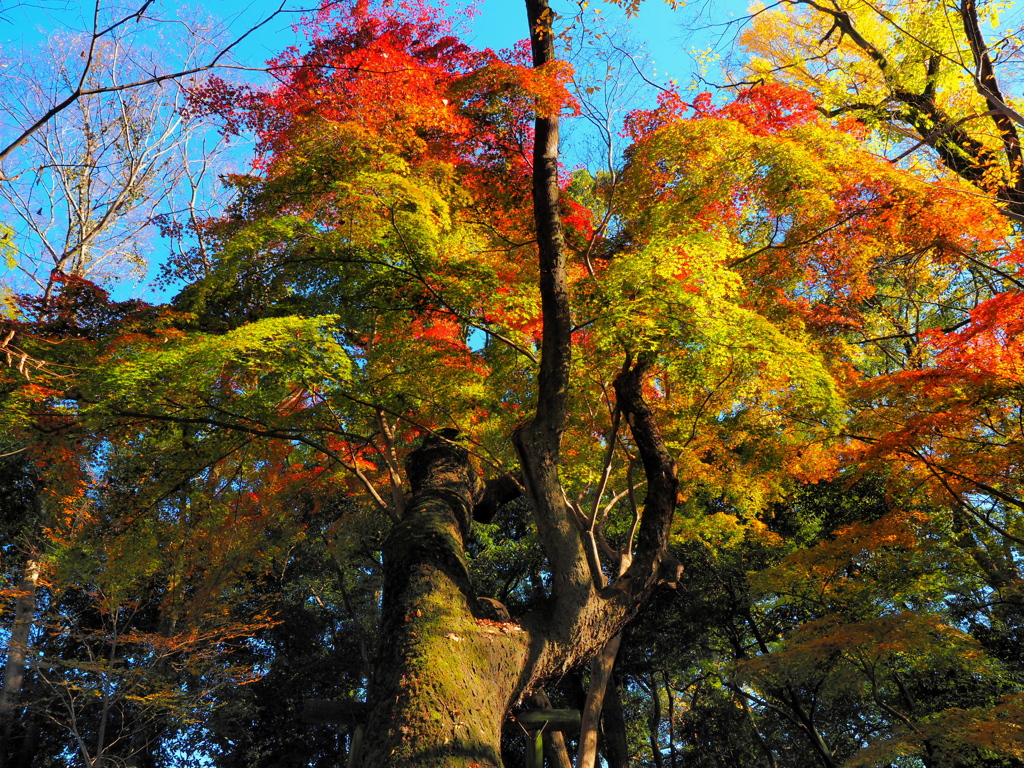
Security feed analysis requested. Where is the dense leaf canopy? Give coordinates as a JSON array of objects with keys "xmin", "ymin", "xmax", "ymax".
[{"xmin": 1, "ymin": 0, "xmax": 1022, "ymax": 766}]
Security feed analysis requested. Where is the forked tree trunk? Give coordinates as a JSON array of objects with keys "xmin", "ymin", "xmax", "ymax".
[{"xmin": 359, "ymin": 1, "xmax": 682, "ymax": 764}]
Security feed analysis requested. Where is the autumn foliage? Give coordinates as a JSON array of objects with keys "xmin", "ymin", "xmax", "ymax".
[{"xmin": 1, "ymin": 0, "xmax": 1023, "ymax": 766}]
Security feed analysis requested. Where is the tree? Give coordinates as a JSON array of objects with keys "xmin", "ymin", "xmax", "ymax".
[
  {"xmin": 0, "ymin": 0, "xmax": 295, "ymax": 171},
  {"xmin": 0, "ymin": 281, "xmax": 297, "ymax": 768},
  {"xmin": 0, "ymin": 17, "xmax": 239, "ymax": 765},
  {"xmin": 739, "ymin": 0, "xmax": 1024, "ymax": 218},
  {"xmin": 737, "ymin": 2, "xmax": 1024, "ymax": 753},
  {"xmin": 0, "ymin": 26, "xmax": 231, "ymax": 301},
  {"xmin": 2, "ymin": 0, "xmax": 1023, "ymax": 766}
]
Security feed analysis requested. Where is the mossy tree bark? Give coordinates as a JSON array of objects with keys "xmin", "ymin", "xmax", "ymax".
[{"xmin": 360, "ymin": 434, "xmax": 530, "ymax": 767}]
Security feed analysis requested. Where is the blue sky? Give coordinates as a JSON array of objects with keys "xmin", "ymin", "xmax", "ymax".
[
  {"xmin": 2, "ymin": 0, "xmax": 749, "ymax": 86},
  {"xmin": 1, "ymin": 0, "xmax": 750, "ymax": 300},
  {"xmin": 1, "ymin": 0, "xmax": 1018, "ymax": 301},
  {"xmin": 472, "ymin": 0, "xmax": 750, "ymax": 81}
]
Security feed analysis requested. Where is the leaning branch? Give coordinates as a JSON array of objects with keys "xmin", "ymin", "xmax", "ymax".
[
  {"xmin": 959, "ymin": 0, "xmax": 1024, "ymax": 195},
  {"xmin": 611, "ymin": 353, "xmax": 681, "ymax": 599}
]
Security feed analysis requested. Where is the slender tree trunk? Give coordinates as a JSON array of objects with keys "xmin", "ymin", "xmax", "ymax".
[
  {"xmin": 648, "ymin": 673, "xmax": 664, "ymax": 768},
  {"xmin": 124, "ymin": 548, "xmax": 184, "ymax": 768},
  {"xmin": 783, "ymin": 689, "xmax": 837, "ymax": 768},
  {"xmin": 735, "ymin": 693, "xmax": 778, "ymax": 768},
  {"xmin": 664, "ymin": 670, "xmax": 676, "ymax": 768},
  {"xmin": 576, "ymin": 633, "xmax": 621, "ymax": 768},
  {"xmin": 12, "ymin": 717, "xmax": 37, "ymax": 768},
  {"xmin": 601, "ymin": 668, "xmax": 630, "ymax": 768},
  {"xmin": 0, "ymin": 559, "xmax": 41, "ymax": 768}
]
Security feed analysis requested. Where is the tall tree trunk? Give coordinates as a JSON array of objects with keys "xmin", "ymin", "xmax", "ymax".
[
  {"xmin": 576, "ymin": 634, "xmax": 621, "ymax": 768},
  {"xmin": 124, "ymin": 538, "xmax": 184, "ymax": 768},
  {"xmin": 357, "ymin": 2, "xmax": 682, "ymax": 764},
  {"xmin": 665, "ymin": 670, "xmax": 676, "ymax": 768},
  {"xmin": 648, "ymin": 672, "xmax": 664, "ymax": 768}
]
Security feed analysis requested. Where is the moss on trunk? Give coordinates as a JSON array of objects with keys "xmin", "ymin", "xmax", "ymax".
[{"xmin": 360, "ymin": 435, "xmax": 530, "ymax": 767}]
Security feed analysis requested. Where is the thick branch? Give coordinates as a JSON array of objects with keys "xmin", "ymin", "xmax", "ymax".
[
  {"xmin": 789, "ymin": 0, "xmax": 1017, "ymax": 213},
  {"xmin": 472, "ymin": 473, "xmax": 523, "ymax": 523},
  {"xmin": 610, "ymin": 354, "xmax": 681, "ymax": 599},
  {"xmin": 576, "ymin": 633, "xmax": 622, "ymax": 768},
  {"xmin": 960, "ymin": 0, "xmax": 1024, "ymax": 199}
]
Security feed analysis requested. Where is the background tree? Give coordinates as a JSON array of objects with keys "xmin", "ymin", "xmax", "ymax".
[
  {"xmin": 0, "ymin": 25, "xmax": 231, "ymax": 300},
  {"xmin": 739, "ymin": 0, "xmax": 1024, "ymax": 219},
  {"xmin": 0, "ymin": 0, "xmax": 294, "ymax": 171}
]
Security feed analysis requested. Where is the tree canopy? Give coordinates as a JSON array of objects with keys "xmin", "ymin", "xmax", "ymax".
[{"xmin": 1, "ymin": 0, "xmax": 1022, "ymax": 766}]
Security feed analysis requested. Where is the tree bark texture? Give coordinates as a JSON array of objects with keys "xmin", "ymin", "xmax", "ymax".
[{"xmin": 361, "ymin": 435, "xmax": 530, "ymax": 767}]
